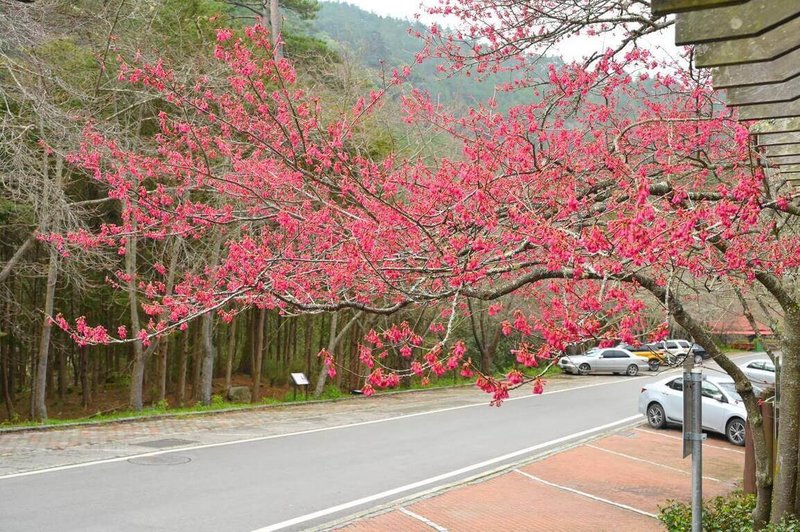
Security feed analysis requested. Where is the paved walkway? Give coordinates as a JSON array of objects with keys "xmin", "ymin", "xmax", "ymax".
[{"xmin": 330, "ymin": 426, "xmax": 744, "ymax": 531}]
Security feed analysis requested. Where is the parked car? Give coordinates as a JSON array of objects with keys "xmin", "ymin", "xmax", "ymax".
[
  {"xmin": 739, "ymin": 359, "xmax": 775, "ymax": 386},
  {"xmin": 648, "ymin": 339, "xmax": 711, "ymax": 365},
  {"xmin": 559, "ymin": 347, "xmax": 650, "ymax": 376},
  {"xmin": 616, "ymin": 343, "xmax": 668, "ymax": 371},
  {"xmin": 650, "ymin": 339, "xmax": 692, "ymax": 357},
  {"xmin": 691, "ymin": 344, "xmax": 711, "ymax": 362},
  {"xmin": 639, "ymin": 374, "xmax": 747, "ymax": 445}
]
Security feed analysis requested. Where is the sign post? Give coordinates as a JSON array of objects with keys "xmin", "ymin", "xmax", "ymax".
[
  {"xmin": 290, "ymin": 372, "xmax": 310, "ymax": 400},
  {"xmin": 683, "ymin": 366, "xmax": 705, "ymax": 532}
]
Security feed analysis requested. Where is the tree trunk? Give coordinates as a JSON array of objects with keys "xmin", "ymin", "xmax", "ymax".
[
  {"xmin": 80, "ymin": 346, "xmax": 90, "ymax": 409},
  {"xmin": 199, "ymin": 309, "xmax": 216, "ymax": 405},
  {"xmin": 314, "ymin": 312, "xmax": 337, "ymax": 397},
  {"xmin": 1, "ymin": 338, "xmax": 14, "ymax": 420},
  {"xmin": 192, "ymin": 324, "xmax": 202, "ymax": 401},
  {"xmin": 156, "ymin": 239, "xmax": 180, "ymax": 403},
  {"xmin": 33, "ymin": 246, "xmax": 58, "ymax": 421},
  {"xmin": 270, "ymin": 0, "xmax": 283, "ymax": 58},
  {"xmin": 126, "ymin": 232, "xmax": 148, "ymax": 411},
  {"xmin": 772, "ymin": 307, "xmax": 800, "ymax": 522},
  {"xmin": 237, "ymin": 309, "xmax": 255, "ymax": 375},
  {"xmin": 225, "ymin": 318, "xmax": 236, "ymax": 393},
  {"xmin": 252, "ymin": 308, "xmax": 266, "ymax": 402},
  {"xmin": 57, "ymin": 346, "xmax": 65, "ymax": 402},
  {"xmin": 157, "ymin": 336, "xmax": 168, "ymax": 403},
  {"xmin": 0, "ymin": 235, "xmax": 35, "ymax": 285},
  {"xmin": 304, "ymin": 315, "xmax": 312, "ymax": 378},
  {"xmin": 198, "ymin": 236, "xmax": 223, "ymax": 406},
  {"xmin": 177, "ymin": 327, "xmax": 189, "ymax": 406},
  {"xmin": 32, "ymin": 152, "xmax": 64, "ymax": 421},
  {"xmin": 313, "ymin": 312, "xmax": 362, "ymax": 397}
]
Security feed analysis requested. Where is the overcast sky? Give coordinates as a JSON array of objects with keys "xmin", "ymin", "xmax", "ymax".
[{"xmin": 324, "ymin": 0, "xmax": 679, "ymax": 63}]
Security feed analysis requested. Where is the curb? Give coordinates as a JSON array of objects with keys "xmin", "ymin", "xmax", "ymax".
[{"xmin": 0, "ymin": 380, "xmax": 485, "ymax": 435}]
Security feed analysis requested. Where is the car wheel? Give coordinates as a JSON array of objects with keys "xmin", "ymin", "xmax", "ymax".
[
  {"xmin": 626, "ymin": 364, "xmax": 639, "ymax": 376},
  {"xmin": 578, "ymin": 363, "xmax": 591, "ymax": 376},
  {"xmin": 727, "ymin": 417, "xmax": 746, "ymax": 446},
  {"xmin": 694, "ymin": 354, "xmax": 703, "ymax": 365},
  {"xmin": 647, "ymin": 403, "xmax": 666, "ymax": 429},
  {"xmin": 648, "ymin": 359, "xmax": 660, "ymax": 372}
]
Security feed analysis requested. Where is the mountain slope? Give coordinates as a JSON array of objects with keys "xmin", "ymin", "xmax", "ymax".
[{"xmin": 313, "ymin": 2, "xmax": 562, "ymax": 111}]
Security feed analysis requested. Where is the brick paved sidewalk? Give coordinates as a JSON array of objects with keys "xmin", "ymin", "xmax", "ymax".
[{"xmin": 331, "ymin": 426, "xmax": 744, "ymax": 532}]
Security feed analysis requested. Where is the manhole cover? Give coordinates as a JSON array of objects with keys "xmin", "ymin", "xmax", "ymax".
[
  {"xmin": 128, "ymin": 455, "xmax": 191, "ymax": 466},
  {"xmin": 135, "ymin": 438, "xmax": 196, "ymax": 449}
]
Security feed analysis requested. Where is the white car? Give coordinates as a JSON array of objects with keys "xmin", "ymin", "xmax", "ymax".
[
  {"xmin": 650, "ymin": 339, "xmax": 693, "ymax": 357},
  {"xmin": 558, "ymin": 347, "xmax": 650, "ymax": 376},
  {"xmin": 638, "ymin": 374, "xmax": 747, "ymax": 445},
  {"xmin": 739, "ymin": 359, "xmax": 775, "ymax": 387}
]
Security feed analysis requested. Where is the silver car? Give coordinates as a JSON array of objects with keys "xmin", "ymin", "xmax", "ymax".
[
  {"xmin": 739, "ymin": 359, "xmax": 775, "ymax": 387},
  {"xmin": 639, "ymin": 374, "xmax": 747, "ymax": 446},
  {"xmin": 558, "ymin": 347, "xmax": 650, "ymax": 376}
]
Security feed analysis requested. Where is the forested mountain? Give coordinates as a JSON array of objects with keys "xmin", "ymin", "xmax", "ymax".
[{"xmin": 312, "ymin": 2, "xmax": 562, "ymax": 111}]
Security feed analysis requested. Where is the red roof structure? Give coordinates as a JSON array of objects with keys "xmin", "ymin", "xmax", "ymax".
[{"xmin": 708, "ymin": 315, "xmax": 773, "ymax": 336}]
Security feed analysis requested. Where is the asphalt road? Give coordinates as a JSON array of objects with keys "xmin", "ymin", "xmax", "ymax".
[{"xmin": 0, "ymin": 353, "xmax": 764, "ymax": 532}]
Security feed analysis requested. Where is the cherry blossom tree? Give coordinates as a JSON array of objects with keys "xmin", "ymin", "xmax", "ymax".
[{"xmin": 53, "ymin": 12, "xmax": 800, "ymax": 525}]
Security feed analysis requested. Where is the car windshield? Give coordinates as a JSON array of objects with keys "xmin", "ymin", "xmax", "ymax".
[
  {"xmin": 584, "ymin": 349, "xmax": 601, "ymax": 358},
  {"xmin": 718, "ymin": 382, "xmax": 742, "ymax": 401}
]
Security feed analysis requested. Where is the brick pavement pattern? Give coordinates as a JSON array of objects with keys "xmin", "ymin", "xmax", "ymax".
[{"xmin": 335, "ymin": 426, "xmax": 743, "ymax": 531}]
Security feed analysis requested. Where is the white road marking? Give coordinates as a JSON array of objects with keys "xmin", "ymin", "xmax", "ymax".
[
  {"xmin": 0, "ymin": 376, "xmax": 649, "ymax": 481},
  {"xmin": 514, "ymin": 469, "xmax": 658, "ymax": 519},
  {"xmin": 634, "ymin": 428, "xmax": 745, "ymax": 454},
  {"xmin": 585, "ymin": 444, "xmax": 722, "ymax": 482},
  {"xmin": 399, "ymin": 507, "xmax": 448, "ymax": 531},
  {"xmin": 250, "ymin": 415, "xmax": 643, "ymax": 532}
]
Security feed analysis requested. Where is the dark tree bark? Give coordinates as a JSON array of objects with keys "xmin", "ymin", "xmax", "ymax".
[
  {"xmin": 774, "ymin": 308, "xmax": 800, "ymax": 521},
  {"xmin": 252, "ymin": 308, "xmax": 266, "ymax": 401},
  {"xmin": 80, "ymin": 346, "xmax": 90, "ymax": 409},
  {"xmin": 191, "ymin": 324, "xmax": 202, "ymax": 401},
  {"xmin": 177, "ymin": 327, "xmax": 189, "ymax": 406},
  {"xmin": 1, "ymin": 337, "xmax": 14, "ymax": 419},
  {"xmin": 199, "ymin": 309, "xmax": 217, "ymax": 405},
  {"xmin": 198, "ymin": 236, "xmax": 223, "ymax": 405},
  {"xmin": 33, "ymin": 245, "xmax": 57, "ymax": 421},
  {"xmin": 225, "ymin": 317, "xmax": 236, "ymax": 393},
  {"xmin": 303, "ymin": 315, "xmax": 312, "ymax": 377}
]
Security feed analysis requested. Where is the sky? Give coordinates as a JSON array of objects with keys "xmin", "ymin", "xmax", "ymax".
[{"xmin": 325, "ymin": 0, "xmax": 680, "ymax": 64}]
